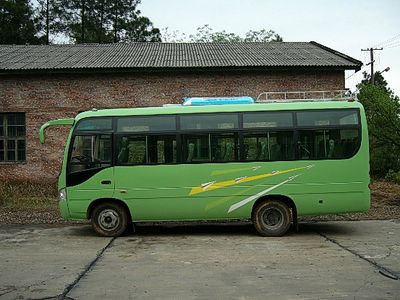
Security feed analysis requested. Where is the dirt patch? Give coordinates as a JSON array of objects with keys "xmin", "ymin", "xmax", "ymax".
[
  {"xmin": 370, "ymin": 180, "xmax": 400, "ymax": 206},
  {"xmin": 0, "ymin": 180, "xmax": 399, "ymax": 225}
]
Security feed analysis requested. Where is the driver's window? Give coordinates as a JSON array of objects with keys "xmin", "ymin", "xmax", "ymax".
[{"xmin": 69, "ymin": 135, "xmax": 111, "ymax": 173}]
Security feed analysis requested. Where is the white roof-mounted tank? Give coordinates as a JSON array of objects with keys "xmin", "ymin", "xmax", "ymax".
[{"xmin": 182, "ymin": 96, "xmax": 255, "ymax": 106}]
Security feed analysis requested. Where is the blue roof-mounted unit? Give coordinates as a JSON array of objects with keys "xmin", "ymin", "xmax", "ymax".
[{"xmin": 183, "ymin": 96, "xmax": 255, "ymax": 106}]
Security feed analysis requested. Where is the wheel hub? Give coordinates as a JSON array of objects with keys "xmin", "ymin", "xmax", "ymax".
[
  {"xmin": 262, "ymin": 208, "xmax": 283, "ymax": 227},
  {"xmin": 98, "ymin": 209, "xmax": 120, "ymax": 231}
]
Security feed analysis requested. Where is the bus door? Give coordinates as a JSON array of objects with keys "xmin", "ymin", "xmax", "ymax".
[{"xmin": 66, "ymin": 134, "xmax": 115, "ymax": 213}]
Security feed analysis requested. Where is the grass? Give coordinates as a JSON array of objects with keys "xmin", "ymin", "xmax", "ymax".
[{"xmin": 0, "ymin": 181, "xmax": 58, "ymax": 209}]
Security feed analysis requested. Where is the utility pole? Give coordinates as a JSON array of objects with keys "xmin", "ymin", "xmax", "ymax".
[{"xmin": 361, "ymin": 47, "xmax": 383, "ymax": 85}]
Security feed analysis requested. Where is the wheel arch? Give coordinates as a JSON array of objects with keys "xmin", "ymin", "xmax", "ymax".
[
  {"xmin": 251, "ymin": 194, "xmax": 297, "ymax": 223},
  {"xmin": 87, "ymin": 198, "xmax": 132, "ymax": 222}
]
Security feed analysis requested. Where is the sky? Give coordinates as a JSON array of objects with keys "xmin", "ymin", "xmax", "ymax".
[{"xmin": 140, "ymin": 0, "xmax": 400, "ymax": 96}]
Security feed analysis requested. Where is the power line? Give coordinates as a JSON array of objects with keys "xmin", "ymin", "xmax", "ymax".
[
  {"xmin": 385, "ymin": 42, "xmax": 400, "ymax": 49},
  {"xmin": 373, "ymin": 33, "xmax": 400, "ymax": 48},
  {"xmin": 382, "ymin": 39, "xmax": 400, "ymax": 48},
  {"xmin": 346, "ymin": 65, "xmax": 368, "ymax": 80}
]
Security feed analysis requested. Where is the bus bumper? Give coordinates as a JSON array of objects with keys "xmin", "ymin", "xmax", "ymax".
[{"xmin": 59, "ymin": 201, "xmax": 71, "ymax": 219}]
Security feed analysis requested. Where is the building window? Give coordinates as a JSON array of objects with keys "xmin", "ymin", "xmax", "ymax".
[{"xmin": 0, "ymin": 113, "xmax": 26, "ymax": 162}]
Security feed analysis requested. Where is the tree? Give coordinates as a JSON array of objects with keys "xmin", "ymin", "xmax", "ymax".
[
  {"xmin": 35, "ymin": 0, "xmax": 64, "ymax": 44},
  {"xmin": 124, "ymin": 16, "xmax": 161, "ymax": 42},
  {"xmin": 0, "ymin": 0, "xmax": 42, "ymax": 44},
  {"xmin": 357, "ymin": 72, "xmax": 400, "ymax": 177},
  {"xmin": 60, "ymin": 0, "xmax": 160, "ymax": 43},
  {"xmin": 59, "ymin": 0, "xmax": 107, "ymax": 43},
  {"xmin": 162, "ymin": 25, "xmax": 283, "ymax": 43},
  {"xmin": 244, "ymin": 29, "xmax": 282, "ymax": 42}
]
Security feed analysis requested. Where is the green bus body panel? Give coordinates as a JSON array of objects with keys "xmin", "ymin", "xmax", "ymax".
[
  {"xmin": 61, "ymin": 157, "xmax": 369, "ymax": 221},
  {"xmin": 65, "ymin": 168, "xmax": 114, "ymax": 219},
  {"xmin": 55, "ymin": 101, "xmax": 370, "ymax": 222},
  {"xmin": 112, "ymin": 159, "xmax": 369, "ymax": 221}
]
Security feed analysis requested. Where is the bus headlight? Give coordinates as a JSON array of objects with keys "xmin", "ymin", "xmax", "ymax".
[{"xmin": 58, "ymin": 188, "xmax": 67, "ymax": 202}]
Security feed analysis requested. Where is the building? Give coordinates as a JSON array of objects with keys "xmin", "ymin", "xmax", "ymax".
[{"xmin": 0, "ymin": 42, "xmax": 362, "ymax": 181}]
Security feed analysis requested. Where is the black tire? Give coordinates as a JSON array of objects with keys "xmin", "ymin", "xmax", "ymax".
[
  {"xmin": 91, "ymin": 202, "xmax": 128, "ymax": 237},
  {"xmin": 252, "ymin": 200, "xmax": 291, "ymax": 237}
]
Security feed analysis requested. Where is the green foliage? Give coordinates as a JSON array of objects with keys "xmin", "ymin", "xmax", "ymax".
[
  {"xmin": 35, "ymin": 0, "xmax": 64, "ymax": 44},
  {"xmin": 244, "ymin": 29, "xmax": 283, "ymax": 42},
  {"xmin": 124, "ymin": 16, "xmax": 161, "ymax": 42},
  {"xmin": 162, "ymin": 25, "xmax": 282, "ymax": 43},
  {"xmin": 385, "ymin": 169, "xmax": 400, "ymax": 184},
  {"xmin": 357, "ymin": 72, "xmax": 400, "ymax": 177},
  {"xmin": 61, "ymin": 0, "xmax": 161, "ymax": 43},
  {"xmin": 0, "ymin": 0, "xmax": 43, "ymax": 44},
  {"xmin": 0, "ymin": 0, "xmax": 160, "ymax": 44}
]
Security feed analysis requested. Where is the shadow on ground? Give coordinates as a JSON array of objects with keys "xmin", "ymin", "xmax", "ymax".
[{"xmin": 64, "ymin": 221, "xmax": 357, "ymax": 238}]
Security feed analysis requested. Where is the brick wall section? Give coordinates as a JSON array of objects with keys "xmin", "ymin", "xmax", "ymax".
[{"xmin": 0, "ymin": 69, "xmax": 344, "ymax": 181}]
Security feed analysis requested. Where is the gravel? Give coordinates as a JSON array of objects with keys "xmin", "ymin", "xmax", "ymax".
[{"xmin": 0, "ymin": 207, "xmax": 87, "ymax": 225}]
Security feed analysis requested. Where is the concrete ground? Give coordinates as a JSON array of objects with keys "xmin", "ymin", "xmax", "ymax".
[{"xmin": 0, "ymin": 221, "xmax": 399, "ymax": 300}]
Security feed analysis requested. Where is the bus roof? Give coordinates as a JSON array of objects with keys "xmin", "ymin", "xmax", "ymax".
[{"xmin": 75, "ymin": 101, "xmax": 364, "ymax": 122}]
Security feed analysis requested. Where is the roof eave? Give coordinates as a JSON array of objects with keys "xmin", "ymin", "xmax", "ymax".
[
  {"xmin": 0, "ymin": 65, "xmax": 361, "ymax": 76},
  {"xmin": 310, "ymin": 41, "xmax": 363, "ymax": 71}
]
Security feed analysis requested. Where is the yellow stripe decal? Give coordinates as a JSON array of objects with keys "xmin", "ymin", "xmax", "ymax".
[
  {"xmin": 189, "ymin": 166, "xmax": 309, "ymax": 196},
  {"xmin": 211, "ymin": 166, "xmax": 261, "ymax": 176}
]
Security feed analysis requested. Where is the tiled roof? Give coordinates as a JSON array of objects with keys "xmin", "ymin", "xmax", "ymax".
[{"xmin": 0, "ymin": 42, "xmax": 361, "ymax": 73}]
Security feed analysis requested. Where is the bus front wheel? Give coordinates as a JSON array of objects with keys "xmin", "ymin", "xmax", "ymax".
[
  {"xmin": 252, "ymin": 200, "xmax": 291, "ymax": 237},
  {"xmin": 91, "ymin": 202, "xmax": 128, "ymax": 237}
]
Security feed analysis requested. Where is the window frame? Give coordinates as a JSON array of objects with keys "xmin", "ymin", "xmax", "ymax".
[
  {"xmin": 116, "ymin": 115, "xmax": 177, "ymax": 134},
  {"xmin": 296, "ymin": 109, "xmax": 360, "ymax": 128},
  {"xmin": 179, "ymin": 113, "xmax": 239, "ymax": 131},
  {"xmin": 67, "ymin": 132, "xmax": 114, "ymax": 175},
  {"xmin": 242, "ymin": 130, "xmax": 296, "ymax": 162},
  {"xmin": 0, "ymin": 113, "xmax": 26, "ymax": 163},
  {"xmin": 297, "ymin": 127, "xmax": 361, "ymax": 160},
  {"xmin": 68, "ymin": 108, "xmax": 362, "ymax": 167},
  {"xmin": 293, "ymin": 108, "xmax": 362, "ymax": 161},
  {"xmin": 242, "ymin": 111, "xmax": 294, "ymax": 130},
  {"xmin": 181, "ymin": 131, "xmax": 240, "ymax": 164},
  {"xmin": 114, "ymin": 132, "xmax": 179, "ymax": 166}
]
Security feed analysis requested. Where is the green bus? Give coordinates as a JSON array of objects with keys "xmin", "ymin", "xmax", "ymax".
[{"xmin": 40, "ymin": 100, "xmax": 370, "ymax": 237}]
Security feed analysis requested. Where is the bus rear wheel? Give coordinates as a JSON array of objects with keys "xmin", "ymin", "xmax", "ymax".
[
  {"xmin": 253, "ymin": 200, "xmax": 291, "ymax": 237},
  {"xmin": 91, "ymin": 202, "xmax": 128, "ymax": 237}
]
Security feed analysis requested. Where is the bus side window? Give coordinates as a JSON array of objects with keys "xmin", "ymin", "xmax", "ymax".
[
  {"xmin": 183, "ymin": 134, "xmax": 210, "ymax": 163},
  {"xmin": 298, "ymin": 132, "xmax": 312, "ymax": 159},
  {"xmin": 117, "ymin": 135, "xmax": 176, "ymax": 165},
  {"xmin": 116, "ymin": 136, "xmax": 146, "ymax": 165},
  {"xmin": 243, "ymin": 131, "xmax": 294, "ymax": 161},
  {"xmin": 69, "ymin": 135, "xmax": 111, "ymax": 173},
  {"xmin": 298, "ymin": 129, "xmax": 359, "ymax": 160},
  {"xmin": 210, "ymin": 133, "xmax": 238, "ymax": 162},
  {"xmin": 117, "ymin": 137, "xmax": 129, "ymax": 163},
  {"xmin": 183, "ymin": 133, "xmax": 238, "ymax": 163},
  {"xmin": 147, "ymin": 135, "xmax": 176, "ymax": 164}
]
